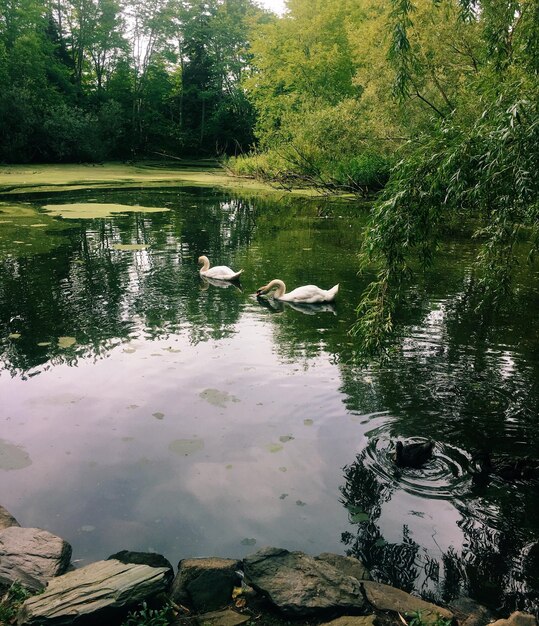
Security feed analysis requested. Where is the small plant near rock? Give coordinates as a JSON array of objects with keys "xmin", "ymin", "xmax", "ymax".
[
  {"xmin": 0, "ymin": 582, "xmax": 30, "ymax": 624},
  {"xmin": 403, "ymin": 611, "xmax": 453, "ymax": 626},
  {"xmin": 122, "ymin": 601, "xmax": 174, "ymax": 626}
]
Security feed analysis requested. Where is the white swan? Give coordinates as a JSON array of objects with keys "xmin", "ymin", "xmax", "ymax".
[
  {"xmin": 256, "ymin": 279, "xmax": 339, "ymax": 304},
  {"xmin": 198, "ymin": 255, "xmax": 243, "ymax": 281}
]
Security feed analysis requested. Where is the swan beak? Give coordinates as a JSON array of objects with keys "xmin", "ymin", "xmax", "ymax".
[{"xmin": 256, "ymin": 285, "xmax": 266, "ymax": 296}]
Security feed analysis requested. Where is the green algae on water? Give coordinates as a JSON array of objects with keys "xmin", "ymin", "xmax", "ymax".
[
  {"xmin": 112, "ymin": 243, "xmax": 148, "ymax": 251},
  {"xmin": 169, "ymin": 438, "xmax": 204, "ymax": 456},
  {"xmin": 199, "ymin": 388, "xmax": 240, "ymax": 408},
  {"xmin": 0, "ymin": 439, "xmax": 32, "ymax": 470},
  {"xmin": 58, "ymin": 336, "xmax": 76, "ymax": 348},
  {"xmin": 43, "ymin": 203, "xmax": 170, "ymax": 219}
]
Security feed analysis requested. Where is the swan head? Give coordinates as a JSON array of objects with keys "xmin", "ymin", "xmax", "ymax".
[
  {"xmin": 256, "ymin": 284, "xmax": 269, "ymax": 296},
  {"xmin": 198, "ymin": 255, "xmax": 208, "ymax": 265}
]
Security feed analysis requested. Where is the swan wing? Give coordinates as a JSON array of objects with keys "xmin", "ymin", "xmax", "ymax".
[
  {"xmin": 280, "ymin": 284, "xmax": 338, "ymax": 303},
  {"xmin": 202, "ymin": 266, "xmax": 243, "ymax": 280},
  {"xmin": 280, "ymin": 285, "xmax": 325, "ymax": 303}
]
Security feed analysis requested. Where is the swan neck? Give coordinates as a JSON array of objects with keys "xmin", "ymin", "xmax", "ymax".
[
  {"xmin": 269, "ymin": 279, "xmax": 286, "ymax": 298},
  {"xmin": 200, "ymin": 256, "xmax": 210, "ymax": 271}
]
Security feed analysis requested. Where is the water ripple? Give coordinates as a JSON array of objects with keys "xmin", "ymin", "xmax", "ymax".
[{"xmin": 362, "ymin": 436, "xmax": 474, "ymax": 500}]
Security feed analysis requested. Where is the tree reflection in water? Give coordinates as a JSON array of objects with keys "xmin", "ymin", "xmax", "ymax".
[{"xmin": 340, "ymin": 446, "xmax": 539, "ymax": 614}]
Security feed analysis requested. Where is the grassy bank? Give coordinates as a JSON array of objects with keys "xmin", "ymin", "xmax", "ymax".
[{"xmin": 0, "ymin": 161, "xmax": 332, "ymax": 197}]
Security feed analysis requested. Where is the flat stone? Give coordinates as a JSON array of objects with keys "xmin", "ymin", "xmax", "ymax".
[
  {"xmin": 321, "ymin": 616, "xmax": 376, "ymax": 626},
  {"xmin": 362, "ymin": 581, "xmax": 452, "ymax": 624},
  {"xmin": 316, "ymin": 553, "xmax": 371, "ymax": 581},
  {"xmin": 108, "ymin": 550, "xmax": 174, "ymax": 586},
  {"xmin": 170, "ymin": 557, "xmax": 241, "ymax": 612},
  {"xmin": 17, "ymin": 559, "xmax": 171, "ymax": 625},
  {"xmin": 0, "ymin": 505, "xmax": 20, "ymax": 530},
  {"xmin": 243, "ymin": 547, "xmax": 366, "ymax": 616},
  {"xmin": 197, "ymin": 609, "xmax": 251, "ymax": 626},
  {"xmin": 0, "ymin": 526, "xmax": 71, "ymax": 591},
  {"xmin": 490, "ymin": 612, "xmax": 537, "ymax": 626}
]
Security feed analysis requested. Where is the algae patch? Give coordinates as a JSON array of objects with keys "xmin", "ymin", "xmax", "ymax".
[
  {"xmin": 0, "ymin": 439, "xmax": 32, "ymax": 470},
  {"xmin": 43, "ymin": 202, "xmax": 170, "ymax": 219},
  {"xmin": 199, "ymin": 388, "xmax": 240, "ymax": 408},
  {"xmin": 58, "ymin": 336, "xmax": 77, "ymax": 348},
  {"xmin": 0, "ymin": 202, "xmax": 68, "ymax": 259},
  {"xmin": 169, "ymin": 438, "xmax": 204, "ymax": 456},
  {"xmin": 112, "ymin": 243, "xmax": 148, "ymax": 251}
]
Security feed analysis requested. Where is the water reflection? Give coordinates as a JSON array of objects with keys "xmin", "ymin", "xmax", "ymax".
[
  {"xmin": 0, "ymin": 186, "xmax": 538, "ymax": 616},
  {"xmin": 256, "ymin": 295, "xmax": 337, "ymax": 316},
  {"xmin": 200, "ymin": 276, "xmax": 243, "ymax": 292}
]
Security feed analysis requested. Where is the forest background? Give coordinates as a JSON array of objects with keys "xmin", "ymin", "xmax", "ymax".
[{"xmin": 1, "ymin": 0, "xmax": 538, "ymax": 337}]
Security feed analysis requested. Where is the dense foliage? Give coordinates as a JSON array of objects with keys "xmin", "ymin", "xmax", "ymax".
[
  {"xmin": 352, "ymin": 0, "xmax": 539, "ymax": 349},
  {"xmin": 2, "ymin": 0, "xmax": 537, "ymax": 333},
  {"xmin": 0, "ymin": 0, "xmax": 269, "ymax": 161}
]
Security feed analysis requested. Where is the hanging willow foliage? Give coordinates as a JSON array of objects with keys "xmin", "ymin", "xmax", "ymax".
[{"xmin": 353, "ymin": 0, "xmax": 539, "ymax": 353}]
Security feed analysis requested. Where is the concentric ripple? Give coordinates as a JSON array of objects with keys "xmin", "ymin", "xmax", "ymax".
[{"xmin": 362, "ymin": 436, "xmax": 474, "ymax": 499}]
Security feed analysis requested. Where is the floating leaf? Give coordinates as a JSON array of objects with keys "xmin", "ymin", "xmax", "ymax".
[
  {"xmin": 303, "ymin": 419, "xmax": 313, "ymax": 426},
  {"xmin": 266, "ymin": 443, "xmax": 283, "ymax": 453},
  {"xmin": 152, "ymin": 412, "xmax": 165, "ymax": 420},
  {"xmin": 279, "ymin": 435, "xmax": 294, "ymax": 443},
  {"xmin": 8, "ymin": 333, "xmax": 21, "ymax": 339}
]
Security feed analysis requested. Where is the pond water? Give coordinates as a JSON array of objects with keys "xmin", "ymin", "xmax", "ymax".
[{"xmin": 1, "ymin": 186, "xmax": 538, "ymax": 615}]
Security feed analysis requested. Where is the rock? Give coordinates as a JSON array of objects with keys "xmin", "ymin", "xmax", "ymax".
[
  {"xmin": 170, "ymin": 557, "xmax": 241, "ymax": 612},
  {"xmin": 489, "ymin": 613, "xmax": 538, "ymax": 626},
  {"xmin": 316, "ymin": 553, "xmax": 371, "ymax": 581},
  {"xmin": 321, "ymin": 617, "xmax": 376, "ymax": 626},
  {"xmin": 196, "ymin": 608, "xmax": 251, "ymax": 626},
  {"xmin": 17, "ymin": 558, "xmax": 171, "ymax": 626},
  {"xmin": 108, "ymin": 550, "xmax": 174, "ymax": 586},
  {"xmin": 243, "ymin": 547, "xmax": 367, "ymax": 617},
  {"xmin": 0, "ymin": 505, "xmax": 20, "ymax": 530},
  {"xmin": 361, "ymin": 581, "xmax": 452, "ymax": 625},
  {"xmin": 0, "ymin": 527, "xmax": 71, "ymax": 591},
  {"xmin": 449, "ymin": 597, "xmax": 494, "ymax": 626}
]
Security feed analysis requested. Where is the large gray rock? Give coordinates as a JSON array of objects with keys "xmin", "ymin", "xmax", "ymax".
[
  {"xmin": 170, "ymin": 557, "xmax": 241, "ymax": 612},
  {"xmin": 0, "ymin": 527, "xmax": 71, "ymax": 591},
  {"xmin": 489, "ymin": 613, "xmax": 537, "ymax": 626},
  {"xmin": 361, "ymin": 581, "xmax": 453, "ymax": 625},
  {"xmin": 449, "ymin": 597, "xmax": 494, "ymax": 626},
  {"xmin": 0, "ymin": 505, "xmax": 20, "ymax": 530},
  {"xmin": 17, "ymin": 558, "xmax": 171, "ymax": 626},
  {"xmin": 242, "ymin": 547, "xmax": 367, "ymax": 616},
  {"xmin": 316, "ymin": 553, "xmax": 371, "ymax": 582}
]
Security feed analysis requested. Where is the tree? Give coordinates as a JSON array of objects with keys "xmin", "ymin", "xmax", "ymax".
[{"xmin": 353, "ymin": 0, "xmax": 539, "ymax": 352}]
